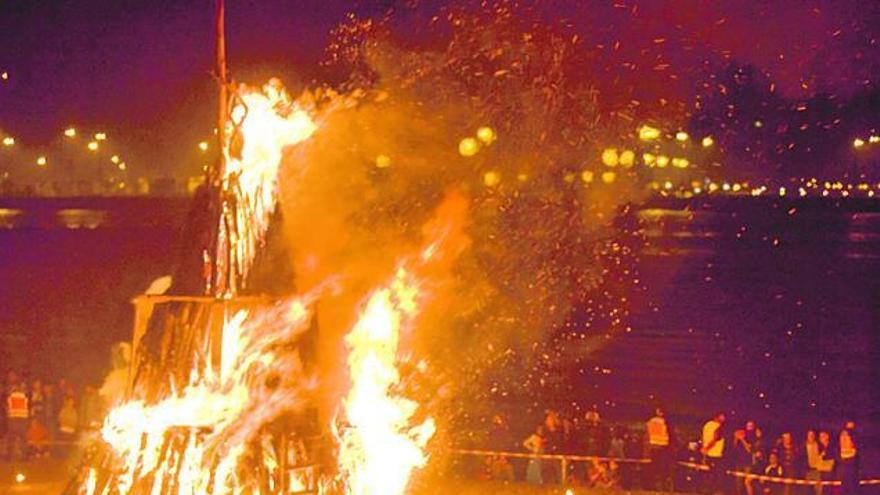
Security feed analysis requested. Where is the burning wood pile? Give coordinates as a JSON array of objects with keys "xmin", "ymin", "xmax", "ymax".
[{"xmin": 68, "ymin": 81, "xmax": 437, "ymax": 495}]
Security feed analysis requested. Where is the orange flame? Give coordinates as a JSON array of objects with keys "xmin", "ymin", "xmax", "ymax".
[
  {"xmin": 92, "ymin": 297, "xmax": 317, "ymax": 494},
  {"xmin": 335, "ymin": 267, "xmax": 436, "ymax": 495},
  {"xmin": 219, "ymin": 79, "xmax": 317, "ymax": 292}
]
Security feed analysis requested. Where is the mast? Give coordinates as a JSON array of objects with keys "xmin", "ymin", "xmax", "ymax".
[
  {"xmin": 216, "ymin": 0, "xmax": 228, "ymax": 172},
  {"xmin": 208, "ymin": 0, "xmax": 229, "ymax": 296}
]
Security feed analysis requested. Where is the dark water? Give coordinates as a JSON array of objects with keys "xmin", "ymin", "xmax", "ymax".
[
  {"xmin": 597, "ymin": 197, "xmax": 880, "ymax": 472},
  {"xmin": 0, "ymin": 196, "xmax": 877, "ymax": 471},
  {"xmin": 0, "ymin": 197, "xmax": 190, "ymax": 384}
]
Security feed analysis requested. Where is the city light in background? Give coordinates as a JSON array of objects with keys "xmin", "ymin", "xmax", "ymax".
[{"xmin": 3, "ymin": 119, "xmax": 874, "ymax": 198}]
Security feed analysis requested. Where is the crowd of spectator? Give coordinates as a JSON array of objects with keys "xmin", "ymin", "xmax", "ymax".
[
  {"xmin": 701, "ymin": 411, "xmax": 862, "ymax": 495},
  {"xmin": 472, "ymin": 406, "xmax": 865, "ymax": 495},
  {"xmin": 1, "ymin": 369, "xmax": 103, "ymax": 462}
]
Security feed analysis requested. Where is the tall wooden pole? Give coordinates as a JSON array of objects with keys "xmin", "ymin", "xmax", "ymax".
[
  {"xmin": 216, "ymin": 0, "xmax": 228, "ymax": 173},
  {"xmin": 209, "ymin": 0, "xmax": 229, "ymax": 296}
]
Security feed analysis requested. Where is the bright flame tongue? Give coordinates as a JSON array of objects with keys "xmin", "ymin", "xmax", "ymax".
[
  {"xmin": 95, "ymin": 298, "xmax": 315, "ymax": 495},
  {"xmin": 220, "ymin": 80, "xmax": 317, "ymax": 290},
  {"xmin": 337, "ymin": 268, "xmax": 436, "ymax": 495}
]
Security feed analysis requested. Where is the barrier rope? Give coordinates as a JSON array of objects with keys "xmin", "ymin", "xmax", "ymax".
[
  {"xmin": 451, "ymin": 448, "xmax": 650, "ymax": 464},
  {"xmin": 676, "ymin": 461, "xmax": 880, "ymax": 486},
  {"xmin": 451, "ymin": 449, "xmax": 880, "ymax": 486}
]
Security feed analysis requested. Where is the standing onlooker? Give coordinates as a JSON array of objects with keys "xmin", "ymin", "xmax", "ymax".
[
  {"xmin": 57, "ymin": 393, "xmax": 78, "ymax": 456},
  {"xmin": 745, "ymin": 422, "xmax": 765, "ymax": 495},
  {"xmin": 486, "ymin": 414, "xmax": 514, "ymax": 482},
  {"xmin": 776, "ymin": 432, "xmax": 797, "ymax": 495},
  {"xmin": 815, "ymin": 431, "xmax": 835, "ymax": 495},
  {"xmin": 701, "ymin": 411, "xmax": 727, "ymax": 495},
  {"xmin": 523, "ymin": 425, "xmax": 546, "ymax": 485},
  {"xmin": 804, "ymin": 430, "xmax": 822, "ymax": 495},
  {"xmin": 761, "ymin": 451, "xmax": 785, "ymax": 495},
  {"xmin": 41, "ymin": 382, "xmax": 59, "ymax": 455},
  {"xmin": 561, "ymin": 416, "xmax": 578, "ymax": 454},
  {"xmin": 5, "ymin": 381, "xmax": 29, "ymax": 461},
  {"xmin": 29, "ymin": 379, "xmax": 45, "ymax": 421},
  {"xmin": 838, "ymin": 424, "xmax": 860, "ymax": 495},
  {"xmin": 583, "ymin": 408, "xmax": 602, "ymax": 455},
  {"xmin": 608, "ymin": 426, "xmax": 626, "ymax": 459},
  {"xmin": 647, "ymin": 406, "xmax": 674, "ymax": 492},
  {"xmin": 0, "ymin": 370, "xmax": 14, "ymax": 451},
  {"xmin": 748, "ymin": 423, "xmax": 767, "ymax": 469},
  {"xmin": 732, "ymin": 429, "xmax": 753, "ymax": 495},
  {"xmin": 542, "ymin": 411, "xmax": 562, "ymax": 484}
]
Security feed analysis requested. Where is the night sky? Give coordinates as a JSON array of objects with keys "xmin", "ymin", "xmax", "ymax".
[{"xmin": 2, "ymin": 0, "xmax": 879, "ymax": 178}]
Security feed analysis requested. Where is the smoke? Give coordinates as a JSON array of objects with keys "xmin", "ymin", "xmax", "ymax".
[{"xmin": 278, "ymin": 2, "xmax": 652, "ymax": 433}]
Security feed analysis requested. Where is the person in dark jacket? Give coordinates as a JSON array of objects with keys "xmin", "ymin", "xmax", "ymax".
[
  {"xmin": 776, "ymin": 432, "xmax": 797, "ymax": 495},
  {"xmin": 837, "ymin": 424, "xmax": 860, "ymax": 495},
  {"xmin": 732, "ymin": 429, "xmax": 753, "ymax": 495},
  {"xmin": 761, "ymin": 451, "xmax": 785, "ymax": 495}
]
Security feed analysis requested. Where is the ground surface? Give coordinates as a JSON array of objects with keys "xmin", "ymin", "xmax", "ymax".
[
  {"xmin": 412, "ymin": 479, "xmax": 686, "ymax": 495},
  {"xmin": 0, "ymin": 458, "xmax": 73, "ymax": 494},
  {"xmin": 0, "ymin": 459, "xmax": 684, "ymax": 495}
]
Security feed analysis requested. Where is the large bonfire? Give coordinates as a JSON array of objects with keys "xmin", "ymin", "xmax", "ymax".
[
  {"xmin": 77, "ymin": 2, "xmax": 662, "ymax": 492},
  {"xmin": 78, "ymin": 81, "xmax": 438, "ymax": 495}
]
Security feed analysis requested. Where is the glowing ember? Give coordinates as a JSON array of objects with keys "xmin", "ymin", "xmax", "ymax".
[{"xmin": 335, "ymin": 267, "xmax": 436, "ymax": 495}]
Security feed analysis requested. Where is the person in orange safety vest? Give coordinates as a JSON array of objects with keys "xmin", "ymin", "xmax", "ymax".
[
  {"xmin": 646, "ymin": 406, "xmax": 674, "ymax": 491},
  {"xmin": 5, "ymin": 383, "xmax": 29, "ymax": 461}
]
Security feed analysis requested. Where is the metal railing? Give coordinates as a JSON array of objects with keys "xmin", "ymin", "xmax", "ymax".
[{"xmin": 451, "ymin": 448, "xmax": 880, "ymax": 487}]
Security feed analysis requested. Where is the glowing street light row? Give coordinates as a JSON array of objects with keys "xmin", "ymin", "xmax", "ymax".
[
  {"xmin": 1, "ymin": 127, "xmax": 129, "ymax": 169},
  {"xmin": 639, "ymin": 124, "xmax": 714, "ymax": 148},
  {"xmin": 5, "ymin": 126, "xmax": 209, "ymax": 162},
  {"xmin": 852, "ymin": 135, "xmax": 880, "ymax": 149}
]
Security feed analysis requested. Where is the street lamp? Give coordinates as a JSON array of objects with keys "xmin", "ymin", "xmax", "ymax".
[{"xmin": 639, "ymin": 125, "xmax": 661, "ymax": 141}]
